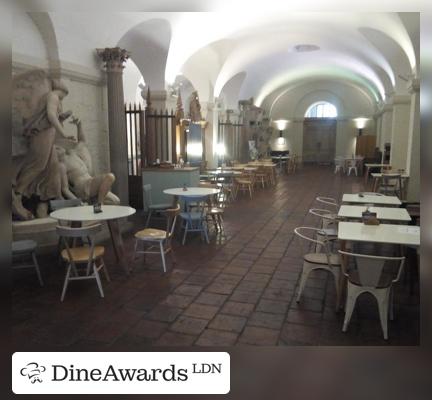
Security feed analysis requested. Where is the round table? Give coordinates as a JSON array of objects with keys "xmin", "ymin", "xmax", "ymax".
[
  {"xmin": 163, "ymin": 187, "xmax": 220, "ymax": 197},
  {"xmin": 50, "ymin": 205, "xmax": 136, "ymax": 274}
]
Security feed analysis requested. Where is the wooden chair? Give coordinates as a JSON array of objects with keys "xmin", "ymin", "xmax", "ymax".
[
  {"xmin": 254, "ymin": 166, "xmax": 268, "ymax": 189},
  {"xmin": 143, "ymin": 184, "xmax": 173, "ymax": 227},
  {"xmin": 179, "ymin": 196, "xmax": 210, "ymax": 245},
  {"xmin": 56, "ymin": 224, "xmax": 109, "ymax": 301},
  {"xmin": 133, "ymin": 205, "xmax": 180, "ymax": 272},
  {"xmin": 339, "ymin": 250, "xmax": 405, "ymax": 340},
  {"xmin": 234, "ymin": 171, "xmax": 255, "ymax": 199}
]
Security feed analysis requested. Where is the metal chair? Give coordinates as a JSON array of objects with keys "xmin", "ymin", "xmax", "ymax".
[
  {"xmin": 294, "ymin": 227, "xmax": 342, "ymax": 310},
  {"xmin": 143, "ymin": 184, "xmax": 173, "ymax": 227},
  {"xmin": 12, "ymin": 240, "xmax": 43, "ymax": 286},
  {"xmin": 316, "ymin": 196, "xmax": 339, "ymax": 210},
  {"xmin": 179, "ymin": 196, "xmax": 210, "ymax": 245},
  {"xmin": 133, "ymin": 205, "xmax": 180, "ymax": 272},
  {"xmin": 346, "ymin": 159, "xmax": 358, "ymax": 176},
  {"xmin": 56, "ymin": 224, "xmax": 109, "ymax": 301},
  {"xmin": 377, "ymin": 173, "xmax": 403, "ymax": 199},
  {"xmin": 338, "ymin": 250, "xmax": 405, "ymax": 340},
  {"xmin": 334, "ymin": 157, "xmax": 345, "ymax": 174},
  {"xmin": 308, "ymin": 208, "xmax": 339, "ymax": 252}
]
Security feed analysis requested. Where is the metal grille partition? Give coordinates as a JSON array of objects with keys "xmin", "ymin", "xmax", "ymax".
[
  {"xmin": 125, "ymin": 103, "xmax": 177, "ymax": 209},
  {"xmin": 145, "ymin": 109, "xmax": 177, "ymax": 166}
]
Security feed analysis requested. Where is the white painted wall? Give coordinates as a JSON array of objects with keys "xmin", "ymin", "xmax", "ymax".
[{"xmin": 267, "ymin": 81, "xmax": 376, "ymax": 160}]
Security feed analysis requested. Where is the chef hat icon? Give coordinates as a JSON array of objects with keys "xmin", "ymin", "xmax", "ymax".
[{"xmin": 20, "ymin": 362, "xmax": 46, "ymax": 383}]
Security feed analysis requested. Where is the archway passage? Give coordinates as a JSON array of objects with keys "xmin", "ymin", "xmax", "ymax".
[{"xmin": 303, "ymin": 101, "xmax": 338, "ymax": 164}]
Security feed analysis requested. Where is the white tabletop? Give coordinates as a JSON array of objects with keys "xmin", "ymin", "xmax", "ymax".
[
  {"xmin": 50, "ymin": 205, "xmax": 136, "ymax": 222},
  {"xmin": 243, "ymin": 167, "xmax": 258, "ymax": 171},
  {"xmin": 338, "ymin": 222, "xmax": 420, "ymax": 246},
  {"xmin": 365, "ymin": 163, "xmax": 388, "ymax": 168},
  {"xmin": 207, "ymin": 170, "xmax": 242, "ymax": 175},
  {"xmin": 342, "ymin": 194, "xmax": 401, "ymax": 206},
  {"xmin": 371, "ymin": 173, "xmax": 409, "ymax": 178},
  {"xmin": 338, "ymin": 205, "xmax": 411, "ymax": 222},
  {"xmin": 163, "ymin": 187, "xmax": 220, "ymax": 197}
]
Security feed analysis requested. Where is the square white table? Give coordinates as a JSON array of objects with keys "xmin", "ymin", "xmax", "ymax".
[
  {"xmin": 342, "ymin": 193, "xmax": 401, "ymax": 206},
  {"xmin": 338, "ymin": 222, "xmax": 420, "ymax": 247},
  {"xmin": 338, "ymin": 205, "xmax": 411, "ymax": 222}
]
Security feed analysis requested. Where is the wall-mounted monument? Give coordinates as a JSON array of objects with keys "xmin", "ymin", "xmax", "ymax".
[{"xmin": 12, "ymin": 69, "xmax": 119, "ymax": 221}]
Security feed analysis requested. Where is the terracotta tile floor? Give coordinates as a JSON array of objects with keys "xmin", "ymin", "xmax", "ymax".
[{"xmin": 12, "ymin": 166, "xmax": 419, "ymax": 348}]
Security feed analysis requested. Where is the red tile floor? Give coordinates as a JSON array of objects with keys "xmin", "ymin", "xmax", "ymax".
[{"xmin": 12, "ymin": 166, "xmax": 419, "ymax": 348}]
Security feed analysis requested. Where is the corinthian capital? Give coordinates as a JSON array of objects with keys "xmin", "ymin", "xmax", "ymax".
[{"xmin": 96, "ymin": 47, "xmax": 130, "ymax": 72}]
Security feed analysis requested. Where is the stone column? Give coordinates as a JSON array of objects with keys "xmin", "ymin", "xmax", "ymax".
[
  {"xmin": 96, "ymin": 47, "xmax": 130, "ymax": 205},
  {"xmin": 405, "ymin": 78, "xmax": 420, "ymax": 202},
  {"xmin": 389, "ymin": 95, "xmax": 411, "ymax": 170}
]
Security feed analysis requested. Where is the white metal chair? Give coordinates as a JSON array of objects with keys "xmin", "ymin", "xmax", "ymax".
[
  {"xmin": 338, "ymin": 250, "xmax": 405, "ymax": 340},
  {"xmin": 308, "ymin": 208, "xmax": 339, "ymax": 252},
  {"xmin": 346, "ymin": 159, "xmax": 358, "ymax": 176},
  {"xmin": 12, "ymin": 240, "xmax": 43, "ymax": 286},
  {"xmin": 143, "ymin": 184, "xmax": 173, "ymax": 227},
  {"xmin": 179, "ymin": 196, "xmax": 210, "ymax": 245},
  {"xmin": 334, "ymin": 157, "xmax": 345, "ymax": 174},
  {"xmin": 133, "ymin": 205, "xmax": 180, "ymax": 272},
  {"xmin": 56, "ymin": 224, "xmax": 109, "ymax": 301},
  {"xmin": 316, "ymin": 196, "xmax": 339, "ymax": 210},
  {"xmin": 294, "ymin": 227, "xmax": 342, "ymax": 310},
  {"xmin": 377, "ymin": 173, "xmax": 403, "ymax": 199}
]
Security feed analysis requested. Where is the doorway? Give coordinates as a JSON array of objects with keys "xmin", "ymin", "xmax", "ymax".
[{"xmin": 302, "ymin": 118, "xmax": 337, "ymax": 164}]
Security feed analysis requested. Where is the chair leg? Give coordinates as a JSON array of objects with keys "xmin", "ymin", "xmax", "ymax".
[
  {"xmin": 100, "ymin": 258, "xmax": 111, "ymax": 282},
  {"xmin": 182, "ymin": 221, "xmax": 188, "ymax": 245},
  {"xmin": 145, "ymin": 210, "xmax": 153, "ymax": 228},
  {"xmin": 93, "ymin": 262, "xmax": 105, "ymax": 298},
  {"xmin": 159, "ymin": 241, "xmax": 167, "ymax": 273},
  {"xmin": 296, "ymin": 263, "xmax": 312, "ymax": 302},
  {"xmin": 61, "ymin": 264, "xmax": 72, "ymax": 302},
  {"xmin": 132, "ymin": 239, "xmax": 138, "ymax": 261},
  {"xmin": 331, "ymin": 269, "xmax": 341, "ymax": 312},
  {"xmin": 342, "ymin": 286, "xmax": 361, "ymax": 332},
  {"xmin": 31, "ymin": 251, "xmax": 44, "ymax": 287},
  {"xmin": 376, "ymin": 290, "xmax": 390, "ymax": 340},
  {"xmin": 203, "ymin": 221, "xmax": 210, "ymax": 244}
]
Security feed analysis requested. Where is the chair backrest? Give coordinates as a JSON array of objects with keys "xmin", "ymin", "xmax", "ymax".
[
  {"xmin": 316, "ymin": 196, "xmax": 339, "ymax": 208},
  {"xmin": 294, "ymin": 226, "xmax": 332, "ymax": 256},
  {"xmin": 334, "ymin": 157, "xmax": 344, "ymax": 166},
  {"xmin": 56, "ymin": 223, "xmax": 102, "ymax": 238},
  {"xmin": 183, "ymin": 196, "xmax": 208, "ymax": 218},
  {"xmin": 309, "ymin": 208, "xmax": 337, "ymax": 228},
  {"xmin": 338, "ymin": 250, "xmax": 405, "ymax": 288},
  {"xmin": 49, "ymin": 198, "xmax": 82, "ymax": 211},
  {"xmin": 56, "ymin": 224, "xmax": 102, "ymax": 264},
  {"xmin": 162, "ymin": 204, "xmax": 181, "ymax": 239},
  {"xmin": 347, "ymin": 159, "xmax": 357, "ymax": 167},
  {"xmin": 143, "ymin": 184, "xmax": 153, "ymax": 206},
  {"xmin": 381, "ymin": 174, "xmax": 402, "ymax": 196}
]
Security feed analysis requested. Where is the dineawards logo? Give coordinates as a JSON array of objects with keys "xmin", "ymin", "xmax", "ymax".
[
  {"xmin": 12, "ymin": 352, "xmax": 230, "ymax": 394},
  {"xmin": 20, "ymin": 362, "xmax": 46, "ymax": 383}
]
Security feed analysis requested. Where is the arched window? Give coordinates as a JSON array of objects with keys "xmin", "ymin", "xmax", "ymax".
[{"xmin": 305, "ymin": 101, "xmax": 337, "ymax": 118}]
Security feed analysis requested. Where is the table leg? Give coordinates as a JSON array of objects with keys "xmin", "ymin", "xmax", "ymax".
[
  {"xmin": 364, "ymin": 166, "xmax": 370, "ymax": 187},
  {"xmin": 107, "ymin": 219, "xmax": 130, "ymax": 275}
]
